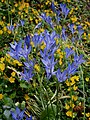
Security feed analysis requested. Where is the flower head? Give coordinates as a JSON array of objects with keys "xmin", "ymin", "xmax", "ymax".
[
  {"xmin": 60, "ymin": 3, "xmax": 70, "ymax": 18},
  {"xmin": 56, "ymin": 69, "xmax": 67, "ymax": 82},
  {"xmin": 11, "ymin": 107, "xmax": 25, "ymax": 120}
]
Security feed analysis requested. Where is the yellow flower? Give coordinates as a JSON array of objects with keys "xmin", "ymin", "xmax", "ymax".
[
  {"xmin": 0, "ymin": 63, "xmax": 5, "ymax": 71},
  {"xmin": 67, "ymin": 0, "xmax": 71, "ymax": 2},
  {"xmin": 24, "ymin": 94, "xmax": 30, "ymax": 101},
  {"xmin": 46, "ymin": 1, "xmax": 50, "ymax": 5},
  {"xmin": 71, "ymin": 16, "xmax": 77, "ymax": 23},
  {"xmin": 83, "ymin": 33, "xmax": 87, "ymax": 40},
  {"xmin": 3, "ymin": 16, "xmax": 6, "ymax": 20},
  {"xmin": 25, "ymin": 9, "xmax": 28, "ymax": 14},
  {"xmin": 69, "ymin": 8, "xmax": 74, "ymax": 15},
  {"xmin": 72, "ymin": 95, "xmax": 78, "ymax": 101},
  {"xmin": 29, "ymin": 16, "xmax": 33, "ymax": 21},
  {"xmin": 15, "ymin": 3, "xmax": 18, "ymax": 7},
  {"xmin": 39, "ymin": 28, "xmax": 44, "ymax": 33},
  {"xmin": 86, "ymin": 113, "xmax": 90, "ymax": 117},
  {"xmin": 19, "ymin": 6, "xmax": 23, "ymax": 11},
  {"xmin": 3, "ymin": 26, "xmax": 7, "ymax": 32},
  {"xmin": 74, "ymin": 76, "xmax": 79, "ymax": 81},
  {"xmin": 0, "ymin": 21, "xmax": 4, "ymax": 25},
  {"xmin": 65, "ymin": 103, "xmax": 70, "ymax": 110},
  {"xmin": 59, "ymin": 59, "xmax": 62, "ymax": 65},
  {"xmin": 88, "ymin": 33, "xmax": 90, "ymax": 39},
  {"xmin": 11, "ymin": 8, "xmax": 15, "ymax": 13},
  {"xmin": 40, "ymin": 42, "xmax": 46, "ymax": 50},
  {"xmin": 0, "ymin": 57, "xmax": 5, "ymax": 62},
  {"xmin": 66, "ymin": 111, "xmax": 73, "ymax": 117},
  {"xmin": 7, "ymin": 30, "xmax": 11, "ymax": 34},
  {"xmin": 0, "ymin": 30, "xmax": 3, "ymax": 35},
  {"xmin": 85, "ymin": 21, "xmax": 90, "ymax": 26},
  {"xmin": 73, "ymin": 85, "xmax": 78, "ymax": 91},
  {"xmin": 13, "ymin": 60, "xmax": 22, "ymax": 66},
  {"xmin": 18, "ymin": 12, "xmax": 21, "ymax": 15},
  {"xmin": 9, "ymin": 77, "xmax": 15, "ymax": 83},
  {"xmin": 56, "ymin": 49, "xmax": 61, "ymax": 54},
  {"xmin": 30, "ymin": 41, "xmax": 34, "ymax": 47},
  {"xmin": 70, "ymin": 79, "xmax": 75, "ymax": 86},
  {"xmin": 55, "ymin": 38, "xmax": 59, "ymax": 45},
  {"xmin": 68, "ymin": 87, "xmax": 72, "ymax": 91},
  {"xmin": 85, "ymin": 77, "xmax": 89, "ymax": 82},
  {"xmin": 65, "ymin": 79, "xmax": 70, "ymax": 86},
  {"xmin": 34, "ymin": 64, "xmax": 40, "ymax": 72},
  {"xmin": 0, "ymin": 94, "xmax": 3, "ymax": 100},
  {"xmin": 11, "ymin": 72, "xmax": 16, "ymax": 77}
]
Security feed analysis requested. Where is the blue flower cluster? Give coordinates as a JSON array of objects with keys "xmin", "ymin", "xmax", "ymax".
[
  {"xmin": 8, "ymin": 3, "xmax": 85, "ymax": 83},
  {"xmin": 8, "ymin": 29, "xmax": 85, "ymax": 83},
  {"xmin": 11, "ymin": 107, "xmax": 32, "ymax": 120}
]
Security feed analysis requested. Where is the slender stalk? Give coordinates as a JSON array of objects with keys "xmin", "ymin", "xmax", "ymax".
[
  {"xmin": 80, "ymin": 66, "xmax": 85, "ymax": 120},
  {"xmin": 56, "ymin": 79, "xmax": 59, "ymax": 120}
]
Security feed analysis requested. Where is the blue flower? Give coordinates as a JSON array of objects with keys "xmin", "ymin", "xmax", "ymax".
[
  {"xmin": 34, "ymin": 22, "xmax": 42, "ymax": 30},
  {"xmin": 68, "ymin": 23, "xmax": 75, "ymax": 34},
  {"xmin": 11, "ymin": 107, "xmax": 25, "ymax": 120},
  {"xmin": 66, "ymin": 54, "xmax": 85, "ymax": 76},
  {"xmin": 7, "ymin": 25, "xmax": 14, "ymax": 31},
  {"xmin": 51, "ymin": 2, "xmax": 56, "ymax": 12},
  {"xmin": 56, "ymin": 69, "xmax": 67, "ymax": 82},
  {"xmin": 25, "ymin": 35, "xmax": 30, "ymax": 48},
  {"xmin": 60, "ymin": 3, "xmax": 69, "ymax": 18},
  {"xmin": 41, "ymin": 55, "xmax": 57, "ymax": 79},
  {"xmin": 40, "ymin": 13, "xmax": 53, "ymax": 28},
  {"xmin": 66, "ymin": 63, "xmax": 78, "ymax": 76},
  {"xmin": 61, "ymin": 27, "xmax": 67, "ymax": 40},
  {"xmin": 20, "ymin": 42, "xmax": 31, "ymax": 61},
  {"xmin": 26, "ymin": 115, "xmax": 32, "ymax": 120},
  {"xmin": 8, "ymin": 41, "xmax": 22, "ymax": 60},
  {"xmin": 21, "ymin": 68, "xmax": 34, "ymax": 82},
  {"xmin": 77, "ymin": 25, "xmax": 84, "ymax": 38},
  {"xmin": 32, "ymin": 33, "xmax": 43, "ymax": 47},
  {"xmin": 24, "ymin": 60, "xmax": 34, "ymax": 70},
  {"xmin": 74, "ymin": 54, "xmax": 85, "ymax": 66},
  {"xmin": 20, "ymin": 20, "xmax": 25, "ymax": 26},
  {"xmin": 65, "ymin": 47, "xmax": 74, "ymax": 58}
]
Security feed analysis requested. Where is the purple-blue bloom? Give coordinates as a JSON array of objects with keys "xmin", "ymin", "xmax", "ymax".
[
  {"xmin": 26, "ymin": 115, "xmax": 32, "ymax": 120},
  {"xmin": 61, "ymin": 27, "xmax": 67, "ymax": 40},
  {"xmin": 34, "ymin": 22, "xmax": 42, "ymax": 29},
  {"xmin": 20, "ymin": 20, "xmax": 25, "ymax": 26},
  {"xmin": 60, "ymin": 3, "xmax": 69, "ymax": 18},
  {"xmin": 68, "ymin": 23, "xmax": 75, "ymax": 34},
  {"xmin": 7, "ymin": 25, "xmax": 14, "ymax": 31},
  {"xmin": 65, "ymin": 47, "xmax": 74, "ymax": 58},
  {"xmin": 32, "ymin": 33, "xmax": 43, "ymax": 47},
  {"xmin": 66, "ymin": 63, "xmax": 78, "ymax": 76},
  {"xmin": 51, "ymin": 2, "xmax": 56, "ymax": 12},
  {"xmin": 25, "ymin": 35, "xmax": 30, "ymax": 48},
  {"xmin": 8, "ymin": 41, "xmax": 22, "ymax": 60},
  {"xmin": 56, "ymin": 69, "xmax": 67, "ymax": 82},
  {"xmin": 74, "ymin": 54, "xmax": 85, "ymax": 66},
  {"xmin": 11, "ymin": 107, "xmax": 25, "ymax": 120},
  {"xmin": 41, "ymin": 55, "xmax": 57, "ymax": 79},
  {"xmin": 77, "ymin": 25, "xmax": 84, "ymax": 37},
  {"xmin": 21, "ymin": 68, "xmax": 34, "ymax": 82},
  {"xmin": 20, "ymin": 42, "xmax": 31, "ymax": 61},
  {"xmin": 40, "ymin": 13, "xmax": 53, "ymax": 28}
]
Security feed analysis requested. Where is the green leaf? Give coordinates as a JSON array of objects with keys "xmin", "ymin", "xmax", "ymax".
[
  {"xmin": 4, "ymin": 110, "xmax": 10, "ymax": 119},
  {"xmin": 40, "ymin": 104, "xmax": 56, "ymax": 120},
  {"xmin": 20, "ymin": 83, "xmax": 28, "ymax": 88}
]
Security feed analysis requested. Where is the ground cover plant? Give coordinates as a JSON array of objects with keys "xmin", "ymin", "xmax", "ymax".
[{"xmin": 0, "ymin": 0, "xmax": 90, "ymax": 120}]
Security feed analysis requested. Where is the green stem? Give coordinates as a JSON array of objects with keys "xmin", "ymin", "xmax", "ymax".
[
  {"xmin": 56, "ymin": 79, "xmax": 58, "ymax": 120},
  {"xmin": 80, "ymin": 66, "xmax": 85, "ymax": 120}
]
